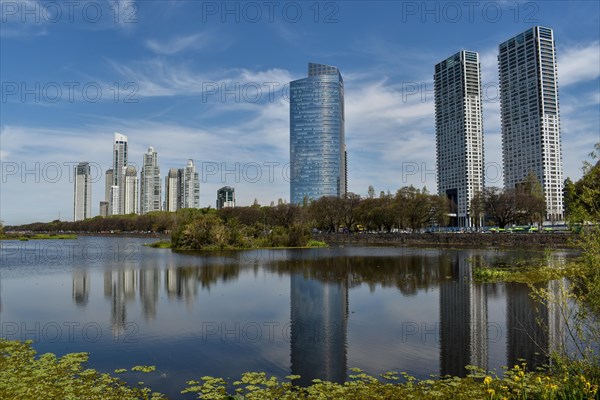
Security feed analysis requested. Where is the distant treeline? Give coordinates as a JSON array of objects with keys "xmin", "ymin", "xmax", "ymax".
[{"xmin": 5, "ymin": 186, "xmax": 451, "ymax": 249}]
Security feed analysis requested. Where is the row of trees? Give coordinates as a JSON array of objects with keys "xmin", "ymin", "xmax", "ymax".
[
  {"xmin": 7, "ymin": 182, "xmax": 552, "ymax": 237},
  {"xmin": 471, "ymin": 172, "xmax": 546, "ymax": 228},
  {"xmin": 6, "ymin": 185, "xmax": 450, "ymax": 237},
  {"xmin": 476, "ymin": 143, "xmax": 600, "ymax": 228}
]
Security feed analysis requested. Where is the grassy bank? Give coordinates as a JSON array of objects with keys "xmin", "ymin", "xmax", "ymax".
[
  {"xmin": 0, "ymin": 233, "xmax": 77, "ymax": 241},
  {"xmin": 144, "ymin": 240, "xmax": 172, "ymax": 248},
  {"xmin": 144, "ymin": 239, "xmax": 328, "ymax": 251}
]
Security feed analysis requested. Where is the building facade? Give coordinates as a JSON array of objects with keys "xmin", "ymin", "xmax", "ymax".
[
  {"xmin": 110, "ymin": 185, "xmax": 120, "ymax": 215},
  {"xmin": 182, "ymin": 159, "xmax": 200, "ymax": 209},
  {"xmin": 73, "ymin": 162, "xmax": 92, "ymax": 221},
  {"xmin": 499, "ymin": 26, "xmax": 564, "ymax": 222},
  {"xmin": 99, "ymin": 201, "xmax": 109, "ymax": 217},
  {"xmin": 165, "ymin": 168, "xmax": 180, "ymax": 212},
  {"xmin": 112, "ymin": 133, "xmax": 128, "ymax": 215},
  {"xmin": 290, "ymin": 62, "xmax": 346, "ymax": 204},
  {"xmin": 123, "ymin": 165, "xmax": 139, "ymax": 214},
  {"xmin": 140, "ymin": 146, "xmax": 161, "ymax": 214},
  {"xmin": 216, "ymin": 186, "xmax": 235, "ymax": 209},
  {"xmin": 104, "ymin": 168, "xmax": 114, "ymax": 215},
  {"xmin": 434, "ymin": 50, "xmax": 484, "ymax": 228}
]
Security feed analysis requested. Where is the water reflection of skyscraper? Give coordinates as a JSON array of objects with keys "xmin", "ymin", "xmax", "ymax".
[
  {"xmin": 506, "ymin": 253, "xmax": 566, "ymax": 369},
  {"xmin": 165, "ymin": 265, "xmax": 198, "ymax": 307},
  {"xmin": 440, "ymin": 252, "xmax": 488, "ymax": 377},
  {"xmin": 290, "ymin": 273, "xmax": 348, "ymax": 386},
  {"xmin": 103, "ymin": 269, "xmax": 137, "ymax": 333},
  {"xmin": 506, "ymin": 277, "xmax": 566, "ymax": 369},
  {"xmin": 72, "ymin": 270, "xmax": 90, "ymax": 306},
  {"xmin": 139, "ymin": 268, "xmax": 160, "ymax": 321}
]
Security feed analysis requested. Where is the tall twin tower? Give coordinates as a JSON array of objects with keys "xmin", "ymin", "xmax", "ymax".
[{"xmin": 435, "ymin": 26, "xmax": 564, "ymax": 227}]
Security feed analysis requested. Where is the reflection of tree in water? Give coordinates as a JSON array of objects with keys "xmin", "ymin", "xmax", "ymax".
[
  {"xmin": 159, "ymin": 250, "xmax": 560, "ymax": 296},
  {"xmin": 181, "ymin": 264, "xmax": 242, "ymax": 289},
  {"xmin": 266, "ymin": 255, "xmax": 453, "ymax": 296}
]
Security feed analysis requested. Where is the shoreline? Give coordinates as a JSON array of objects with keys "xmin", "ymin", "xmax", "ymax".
[
  {"xmin": 3, "ymin": 231, "xmax": 577, "ymax": 249},
  {"xmin": 313, "ymin": 232, "xmax": 577, "ymax": 249}
]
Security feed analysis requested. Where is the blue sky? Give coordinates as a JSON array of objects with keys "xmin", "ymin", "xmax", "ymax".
[{"xmin": 1, "ymin": 0, "xmax": 599, "ymax": 225}]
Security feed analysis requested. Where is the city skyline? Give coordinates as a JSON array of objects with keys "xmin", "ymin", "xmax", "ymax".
[
  {"xmin": 101, "ymin": 136, "xmax": 201, "ymax": 217},
  {"xmin": 2, "ymin": 1, "xmax": 599, "ymax": 224}
]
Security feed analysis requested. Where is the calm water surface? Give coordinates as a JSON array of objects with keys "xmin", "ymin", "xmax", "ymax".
[{"xmin": 0, "ymin": 236, "xmax": 571, "ymax": 398}]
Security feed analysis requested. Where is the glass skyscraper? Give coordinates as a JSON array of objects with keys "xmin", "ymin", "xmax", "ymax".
[
  {"xmin": 434, "ymin": 51, "xmax": 484, "ymax": 228},
  {"xmin": 290, "ymin": 63, "xmax": 346, "ymax": 204},
  {"xmin": 499, "ymin": 26, "xmax": 564, "ymax": 222}
]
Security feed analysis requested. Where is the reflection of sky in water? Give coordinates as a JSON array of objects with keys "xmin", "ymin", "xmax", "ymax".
[{"xmin": 0, "ymin": 237, "xmax": 572, "ymax": 398}]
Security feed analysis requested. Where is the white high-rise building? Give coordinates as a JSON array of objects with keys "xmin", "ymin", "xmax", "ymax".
[
  {"xmin": 434, "ymin": 50, "xmax": 484, "ymax": 228},
  {"xmin": 140, "ymin": 147, "xmax": 161, "ymax": 214},
  {"xmin": 123, "ymin": 165, "xmax": 139, "ymax": 214},
  {"xmin": 110, "ymin": 185, "xmax": 120, "ymax": 215},
  {"xmin": 183, "ymin": 159, "xmax": 200, "ymax": 208},
  {"xmin": 73, "ymin": 162, "xmax": 92, "ymax": 221},
  {"xmin": 112, "ymin": 133, "xmax": 128, "ymax": 215},
  {"xmin": 165, "ymin": 168, "xmax": 180, "ymax": 212},
  {"xmin": 499, "ymin": 26, "xmax": 564, "ymax": 222}
]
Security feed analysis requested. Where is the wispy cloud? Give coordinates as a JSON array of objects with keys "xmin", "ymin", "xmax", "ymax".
[
  {"xmin": 108, "ymin": 58, "xmax": 293, "ymax": 101},
  {"xmin": 145, "ymin": 32, "xmax": 215, "ymax": 55}
]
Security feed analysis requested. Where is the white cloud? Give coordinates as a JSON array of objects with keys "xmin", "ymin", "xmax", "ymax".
[{"xmin": 558, "ymin": 42, "xmax": 600, "ymax": 86}]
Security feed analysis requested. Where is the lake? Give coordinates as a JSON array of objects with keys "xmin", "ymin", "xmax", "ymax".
[{"xmin": 0, "ymin": 236, "xmax": 571, "ymax": 398}]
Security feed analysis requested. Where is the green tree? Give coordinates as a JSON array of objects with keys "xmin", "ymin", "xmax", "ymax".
[
  {"xmin": 367, "ymin": 185, "xmax": 375, "ymax": 199},
  {"xmin": 395, "ymin": 186, "xmax": 432, "ymax": 232},
  {"xmin": 481, "ymin": 187, "xmax": 518, "ymax": 228},
  {"xmin": 339, "ymin": 193, "xmax": 362, "ymax": 231},
  {"xmin": 515, "ymin": 171, "xmax": 546, "ymax": 225},
  {"xmin": 567, "ymin": 143, "xmax": 600, "ymax": 224},
  {"xmin": 309, "ymin": 196, "xmax": 341, "ymax": 232},
  {"xmin": 563, "ymin": 177, "xmax": 577, "ymax": 220},
  {"xmin": 470, "ymin": 191, "xmax": 485, "ymax": 230}
]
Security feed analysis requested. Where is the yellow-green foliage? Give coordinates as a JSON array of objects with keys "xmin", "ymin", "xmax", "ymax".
[
  {"xmin": 306, "ymin": 240, "xmax": 328, "ymax": 248},
  {"xmin": 145, "ymin": 240, "xmax": 172, "ymax": 249},
  {"xmin": 1, "ymin": 339, "xmax": 598, "ymax": 399},
  {"xmin": 473, "ymin": 264, "xmax": 569, "ymax": 284},
  {"xmin": 0, "ymin": 339, "xmax": 164, "ymax": 400},
  {"xmin": 182, "ymin": 365, "xmax": 599, "ymax": 400}
]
